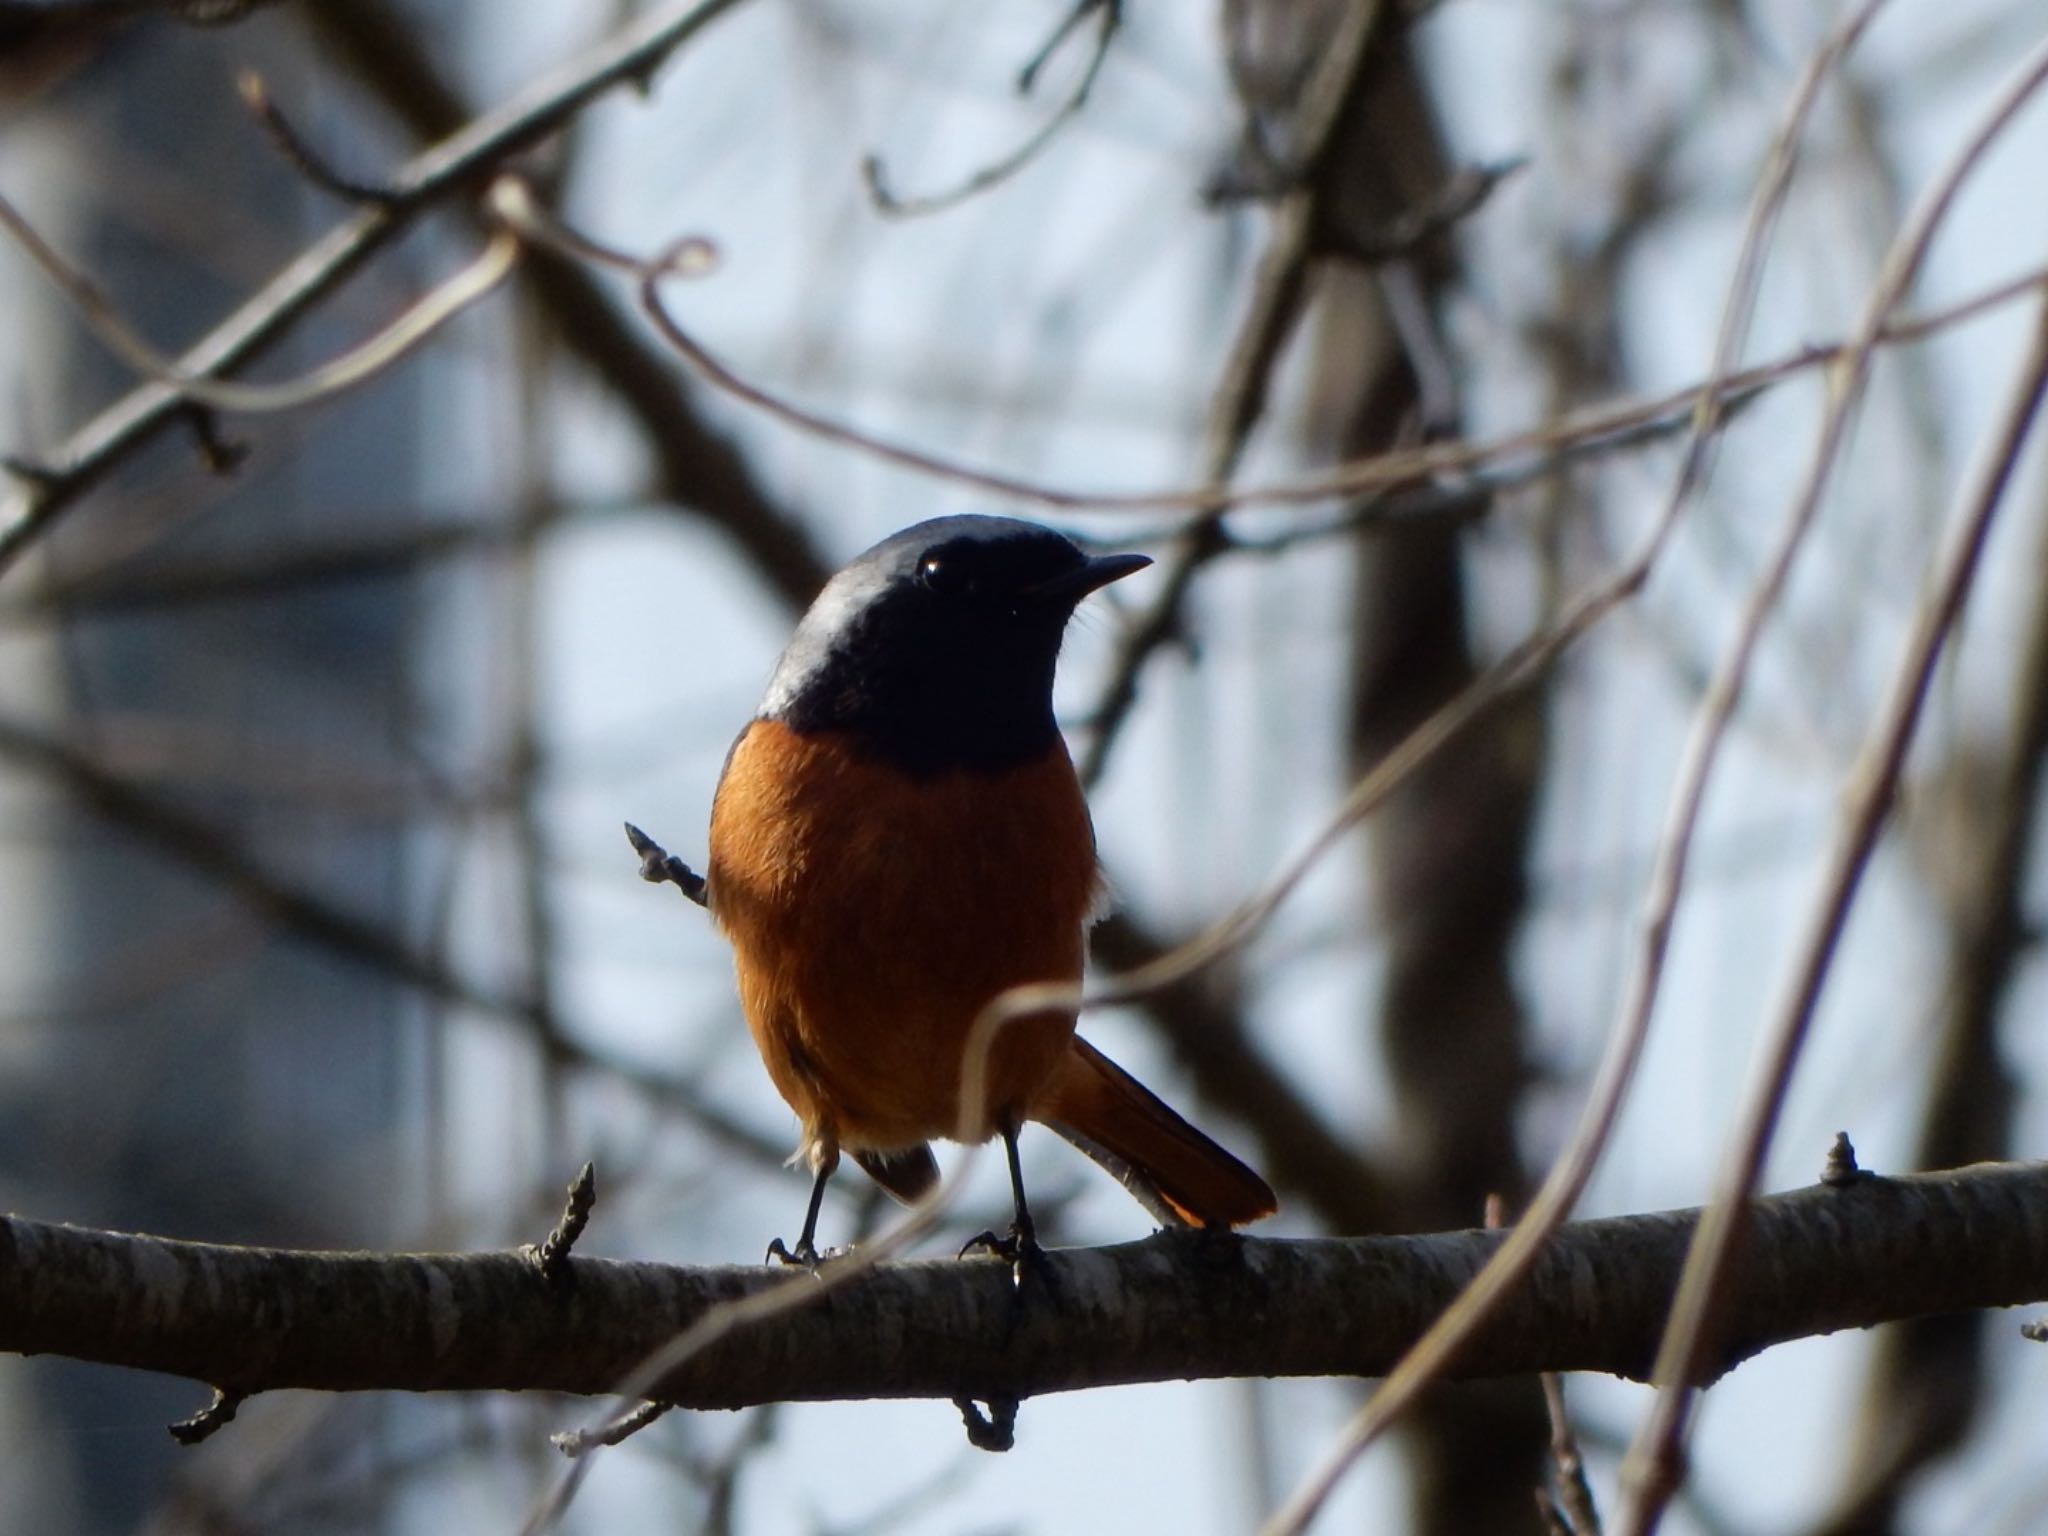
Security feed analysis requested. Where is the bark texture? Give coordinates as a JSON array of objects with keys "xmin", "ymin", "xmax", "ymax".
[{"xmin": 4, "ymin": 1162, "xmax": 2043, "ymax": 1410}]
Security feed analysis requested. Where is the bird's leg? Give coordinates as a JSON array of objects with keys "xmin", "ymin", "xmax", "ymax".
[
  {"xmin": 1001, "ymin": 1122, "xmax": 1039, "ymax": 1256},
  {"xmin": 766, "ymin": 1155, "xmax": 834, "ymax": 1267},
  {"xmin": 959, "ymin": 1123, "xmax": 1048, "ymax": 1284}
]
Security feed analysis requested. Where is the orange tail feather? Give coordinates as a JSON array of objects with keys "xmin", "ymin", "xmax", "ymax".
[{"xmin": 1036, "ymin": 1036, "xmax": 1276, "ymax": 1228}]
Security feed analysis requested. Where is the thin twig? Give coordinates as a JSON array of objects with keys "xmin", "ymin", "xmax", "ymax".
[
  {"xmin": 862, "ymin": 0, "xmax": 1121, "ymax": 220},
  {"xmin": 1260, "ymin": 7, "xmax": 1893, "ymax": 1529},
  {"xmin": 624, "ymin": 822, "xmax": 709, "ymax": 908},
  {"xmin": 550, "ymin": 1398, "xmax": 670, "ymax": 1456},
  {"xmin": 238, "ymin": 70, "xmax": 403, "ymax": 205},
  {"xmin": 1077, "ymin": 0, "xmax": 1392, "ymax": 782},
  {"xmin": 1818, "ymin": 458, "xmax": 2048, "ymax": 1534},
  {"xmin": 295, "ymin": 0, "xmax": 830, "ymax": 615},
  {"xmin": 1614, "ymin": 234, "xmax": 2048, "ymax": 1536},
  {"xmin": 619, "ymin": 230, "xmax": 2048, "ymax": 519},
  {"xmin": 0, "ymin": 0, "xmax": 752, "ymax": 577},
  {"xmin": 167, "ymin": 1385, "xmax": 245, "ymax": 1445},
  {"xmin": 0, "ymin": 186, "xmax": 519, "ymax": 414},
  {"xmin": 1542, "ymin": 1373, "xmax": 1603, "ymax": 1536},
  {"xmin": 525, "ymin": 1163, "xmax": 599, "ymax": 1291}
]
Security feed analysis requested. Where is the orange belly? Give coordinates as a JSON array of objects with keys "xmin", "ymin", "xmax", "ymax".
[{"xmin": 707, "ymin": 720, "xmax": 1101, "ymax": 1159}]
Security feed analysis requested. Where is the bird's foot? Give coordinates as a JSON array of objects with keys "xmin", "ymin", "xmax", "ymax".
[
  {"xmin": 958, "ymin": 1221, "xmax": 1049, "ymax": 1290},
  {"xmin": 765, "ymin": 1236, "xmax": 830, "ymax": 1268}
]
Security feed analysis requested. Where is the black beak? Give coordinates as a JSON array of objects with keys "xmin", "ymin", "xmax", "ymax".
[{"xmin": 1027, "ymin": 551, "xmax": 1152, "ymax": 604}]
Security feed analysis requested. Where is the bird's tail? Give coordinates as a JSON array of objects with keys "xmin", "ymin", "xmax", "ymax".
[{"xmin": 1037, "ymin": 1035, "xmax": 1276, "ymax": 1228}]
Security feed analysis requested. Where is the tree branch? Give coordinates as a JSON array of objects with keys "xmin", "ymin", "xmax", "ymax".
[
  {"xmin": 299, "ymin": 0, "xmax": 833, "ymax": 612},
  {"xmin": 0, "ymin": 0, "xmax": 751, "ymax": 576},
  {"xmin": 6, "ymin": 1162, "xmax": 2045, "ymax": 1412}
]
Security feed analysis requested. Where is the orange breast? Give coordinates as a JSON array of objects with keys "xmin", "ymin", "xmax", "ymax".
[{"xmin": 707, "ymin": 720, "xmax": 1101, "ymax": 1153}]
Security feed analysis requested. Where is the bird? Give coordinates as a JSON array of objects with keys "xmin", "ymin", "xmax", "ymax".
[{"xmin": 705, "ymin": 514, "xmax": 1276, "ymax": 1263}]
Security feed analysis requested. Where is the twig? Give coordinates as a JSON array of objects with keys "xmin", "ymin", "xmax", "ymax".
[
  {"xmin": 1018, "ymin": 0, "xmax": 1106, "ymax": 90},
  {"xmin": 550, "ymin": 1398, "xmax": 670, "ymax": 1456},
  {"xmin": 167, "ymin": 1385, "xmax": 245, "ymax": 1445},
  {"xmin": 238, "ymin": 70, "xmax": 402, "ymax": 205},
  {"xmin": 525, "ymin": 1162, "xmax": 599, "ymax": 1291},
  {"xmin": 1614, "ymin": 187, "xmax": 2048, "ymax": 1536},
  {"xmin": 0, "ymin": 186, "xmax": 519, "ymax": 414},
  {"xmin": 1542, "ymin": 1373, "xmax": 1603, "ymax": 1536},
  {"xmin": 1821, "ymin": 1131, "xmax": 1865, "ymax": 1187},
  {"xmin": 863, "ymin": 0, "xmax": 1121, "ymax": 220},
  {"xmin": 0, "ymin": 0, "xmax": 752, "ymax": 578},
  {"xmin": 624, "ymin": 822, "xmax": 708, "ymax": 908},
  {"xmin": 954, "ymin": 1396, "xmax": 1018, "ymax": 1452},
  {"xmin": 1261, "ymin": 7, "xmax": 1893, "ymax": 1529},
  {"xmin": 1077, "ymin": 0, "xmax": 1396, "ymax": 783},
  {"xmin": 1817, "ymin": 450, "xmax": 2048, "ymax": 1535},
  {"xmin": 1076, "ymin": 191, "xmax": 1323, "ymax": 784},
  {"xmin": 301, "ymin": 0, "xmax": 832, "ymax": 615},
  {"xmin": 1536, "ymin": 1487, "xmax": 1577, "ymax": 1536},
  {"xmin": 618, "ymin": 229, "xmax": 2048, "ymax": 518}
]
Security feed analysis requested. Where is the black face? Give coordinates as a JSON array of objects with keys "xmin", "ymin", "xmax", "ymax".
[{"xmin": 761, "ymin": 517, "xmax": 1147, "ymax": 776}]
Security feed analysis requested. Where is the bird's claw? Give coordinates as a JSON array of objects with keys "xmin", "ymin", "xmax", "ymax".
[
  {"xmin": 765, "ymin": 1236, "xmax": 821, "ymax": 1268},
  {"xmin": 958, "ymin": 1223, "xmax": 1047, "ymax": 1288}
]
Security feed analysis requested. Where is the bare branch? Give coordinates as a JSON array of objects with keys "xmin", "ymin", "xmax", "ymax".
[
  {"xmin": 862, "ymin": 0, "xmax": 1120, "ymax": 220},
  {"xmin": 299, "ymin": 0, "xmax": 832, "ymax": 612},
  {"xmin": 166, "ymin": 1385, "xmax": 245, "ymax": 1446},
  {"xmin": 1265, "ymin": 6, "xmax": 1898, "ymax": 1526},
  {"xmin": 0, "ymin": 0, "xmax": 753, "ymax": 576},
  {"xmin": 525, "ymin": 1163, "xmax": 600, "ymax": 1291},
  {"xmin": 0, "ymin": 186, "xmax": 519, "ymax": 414},
  {"xmin": 551, "ymin": 1399, "xmax": 671, "ymax": 1457},
  {"xmin": 4, "ymin": 1163, "xmax": 2045, "ymax": 1412},
  {"xmin": 238, "ymin": 70, "xmax": 403, "ymax": 205},
  {"xmin": 1816, "ymin": 464, "xmax": 2048, "ymax": 1536},
  {"xmin": 624, "ymin": 821, "xmax": 710, "ymax": 908},
  {"xmin": 1618, "ymin": 257, "xmax": 2048, "ymax": 1536},
  {"xmin": 621, "ymin": 234, "xmax": 2048, "ymax": 521}
]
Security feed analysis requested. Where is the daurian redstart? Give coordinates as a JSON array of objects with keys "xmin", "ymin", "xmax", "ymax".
[{"xmin": 707, "ymin": 515, "xmax": 1275, "ymax": 1260}]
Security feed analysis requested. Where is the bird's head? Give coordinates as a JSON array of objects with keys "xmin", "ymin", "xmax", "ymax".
[{"xmin": 760, "ymin": 516, "xmax": 1150, "ymax": 775}]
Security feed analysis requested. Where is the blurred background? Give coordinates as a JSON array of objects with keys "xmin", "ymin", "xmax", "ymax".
[{"xmin": 3, "ymin": 1, "xmax": 2048, "ymax": 1532}]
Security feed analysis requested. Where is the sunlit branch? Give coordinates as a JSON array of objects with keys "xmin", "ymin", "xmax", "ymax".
[
  {"xmin": 0, "ymin": 0, "xmax": 753, "ymax": 577},
  {"xmin": 0, "ymin": 188, "xmax": 517, "ymax": 413},
  {"xmin": 1265, "ymin": 4, "xmax": 1896, "ymax": 1528}
]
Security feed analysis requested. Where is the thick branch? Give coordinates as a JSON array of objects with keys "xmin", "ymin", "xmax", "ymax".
[{"xmin": 5, "ymin": 1163, "xmax": 2045, "ymax": 1409}]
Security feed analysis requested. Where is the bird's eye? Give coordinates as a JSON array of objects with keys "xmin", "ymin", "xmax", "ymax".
[{"xmin": 918, "ymin": 553, "xmax": 970, "ymax": 595}]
